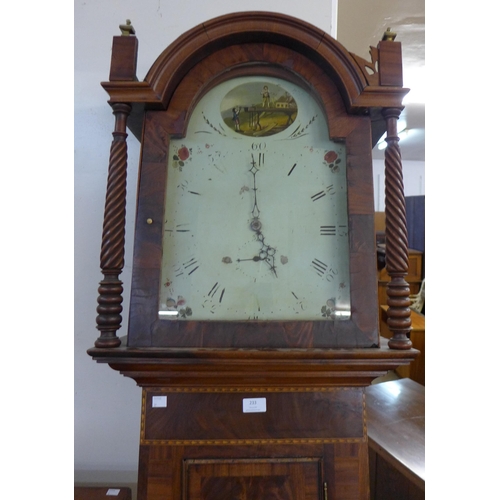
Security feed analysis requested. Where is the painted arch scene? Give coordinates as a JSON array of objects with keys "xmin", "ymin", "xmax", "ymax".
[{"xmin": 221, "ymin": 81, "xmax": 298, "ymax": 137}]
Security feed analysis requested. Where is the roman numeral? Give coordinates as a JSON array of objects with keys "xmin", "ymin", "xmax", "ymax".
[
  {"xmin": 320, "ymin": 225, "xmax": 337, "ymax": 236},
  {"xmin": 183, "ymin": 257, "xmax": 199, "ymax": 275},
  {"xmin": 208, "ymin": 282, "xmax": 220, "ymax": 297},
  {"xmin": 311, "ymin": 258, "xmax": 328, "ymax": 276},
  {"xmin": 288, "ymin": 163, "xmax": 297, "ymax": 176},
  {"xmin": 311, "ymin": 190, "xmax": 326, "ymax": 202},
  {"xmin": 208, "ymin": 282, "xmax": 226, "ymax": 303},
  {"xmin": 173, "ymin": 257, "xmax": 199, "ymax": 277},
  {"xmin": 165, "ymin": 222, "xmax": 190, "ymax": 233},
  {"xmin": 176, "ymin": 181, "xmax": 202, "ymax": 196},
  {"xmin": 311, "ymin": 185, "xmax": 335, "ymax": 201}
]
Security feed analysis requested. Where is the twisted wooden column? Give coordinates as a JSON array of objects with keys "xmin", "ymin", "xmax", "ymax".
[
  {"xmin": 383, "ymin": 107, "xmax": 412, "ymax": 349},
  {"xmin": 94, "ymin": 103, "xmax": 131, "ymax": 348}
]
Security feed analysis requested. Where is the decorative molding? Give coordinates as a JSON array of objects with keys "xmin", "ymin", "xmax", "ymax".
[
  {"xmin": 140, "ymin": 437, "xmax": 365, "ymax": 446},
  {"xmin": 350, "ymin": 47, "xmax": 379, "ymax": 86},
  {"xmin": 143, "ymin": 386, "xmax": 356, "ymax": 394}
]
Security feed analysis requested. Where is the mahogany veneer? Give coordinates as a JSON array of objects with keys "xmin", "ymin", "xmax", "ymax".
[{"xmin": 366, "ymin": 378, "xmax": 425, "ymax": 499}]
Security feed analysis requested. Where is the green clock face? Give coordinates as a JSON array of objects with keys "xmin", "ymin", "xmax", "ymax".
[{"xmin": 158, "ymin": 76, "xmax": 351, "ymax": 321}]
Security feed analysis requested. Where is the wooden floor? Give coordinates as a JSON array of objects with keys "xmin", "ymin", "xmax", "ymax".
[
  {"xmin": 74, "ymin": 486, "xmax": 133, "ymax": 500},
  {"xmin": 74, "ymin": 482, "xmax": 137, "ymax": 500}
]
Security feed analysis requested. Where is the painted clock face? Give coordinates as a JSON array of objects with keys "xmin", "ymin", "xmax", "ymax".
[{"xmin": 158, "ymin": 76, "xmax": 351, "ymax": 321}]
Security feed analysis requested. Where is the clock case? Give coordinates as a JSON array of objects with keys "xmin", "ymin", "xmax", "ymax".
[
  {"xmin": 88, "ymin": 13, "xmax": 419, "ymax": 500},
  {"xmin": 93, "ymin": 12, "xmax": 413, "ymax": 350}
]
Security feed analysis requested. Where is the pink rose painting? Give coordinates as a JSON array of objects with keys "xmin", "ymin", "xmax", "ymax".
[
  {"xmin": 173, "ymin": 145, "xmax": 192, "ymax": 170},
  {"xmin": 324, "ymin": 151, "xmax": 338, "ymax": 164},
  {"xmin": 324, "ymin": 150, "xmax": 342, "ymax": 172},
  {"xmin": 177, "ymin": 146, "xmax": 190, "ymax": 161}
]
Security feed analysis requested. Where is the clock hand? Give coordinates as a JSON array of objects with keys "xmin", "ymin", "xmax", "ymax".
[
  {"xmin": 236, "ymin": 250, "xmax": 278, "ymax": 277},
  {"xmin": 237, "ymin": 243, "xmax": 276, "ymax": 263},
  {"xmin": 237, "ymin": 256, "xmax": 262, "ymax": 262},
  {"xmin": 245, "ymin": 154, "xmax": 278, "ymax": 277},
  {"xmin": 249, "ymin": 154, "xmax": 261, "ymax": 221}
]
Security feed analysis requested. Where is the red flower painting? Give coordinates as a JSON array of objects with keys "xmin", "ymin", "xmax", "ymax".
[
  {"xmin": 324, "ymin": 150, "xmax": 338, "ymax": 163},
  {"xmin": 177, "ymin": 146, "xmax": 190, "ymax": 161},
  {"xmin": 172, "ymin": 145, "xmax": 192, "ymax": 170}
]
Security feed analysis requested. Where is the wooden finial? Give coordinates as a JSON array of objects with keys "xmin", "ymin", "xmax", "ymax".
[
  {"xmin": 119, "ymin": 19, "xmax": 136, "ymax": 36},
  {"xmin": 382, "ymin": 27, "xmax": 397, "ymax": 41}
]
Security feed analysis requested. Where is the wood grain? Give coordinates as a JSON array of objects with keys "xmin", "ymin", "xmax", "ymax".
[{"xmin": 365, "ymin": 379, "xmax": 425, "ymax": 492}]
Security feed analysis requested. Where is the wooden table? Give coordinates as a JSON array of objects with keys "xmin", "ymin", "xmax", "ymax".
[
  {"xmin": 365, "ymin": 378, "xmax": 424, "ymax": 500},
  {"xmin": 74, "ymin": 486, "xmax": 132, "ymax": 500}
]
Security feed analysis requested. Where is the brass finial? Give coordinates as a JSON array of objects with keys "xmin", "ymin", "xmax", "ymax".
[
  {"xmin": 382, "ymin": 27, "xmax": 397, "ymax": 41},
  {"xmin": 119, "ymin": 19, "xmax": 135, "ymax": 36}
]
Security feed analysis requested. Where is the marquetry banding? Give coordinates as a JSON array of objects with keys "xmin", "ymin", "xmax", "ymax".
[
  {"xmin": 143, "ymin": 386, "xmax": 355, "ymax": 394},
  {"xmin": 362, "ymin": 391, "xmax": 368, "ymax": 442},
  {"xmin": 140, "ymin": 437, "xmax": 365, "ymax": 446}
]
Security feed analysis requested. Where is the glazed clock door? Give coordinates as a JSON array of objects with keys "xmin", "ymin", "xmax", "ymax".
[
  {"xmin": 159, "ymin": 76, "xmax": 350, "ymax": 323},
  {"xmin": 128, "ymin": 69, "xmax": 380, "ymax": 348}
]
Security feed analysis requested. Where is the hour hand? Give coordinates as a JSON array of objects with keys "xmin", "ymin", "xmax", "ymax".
[
  {"xmin": 237, "ymin": 254, "xmax": 278, "ymax": 277},
  {"xmin": 237, "ymin": 255, "xmax": 262, "ymax": 263}
]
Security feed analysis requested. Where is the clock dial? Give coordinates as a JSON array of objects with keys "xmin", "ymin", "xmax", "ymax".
[{"xmin": 159, "ymin": 76, "xmax": 351, "ymax": 321}]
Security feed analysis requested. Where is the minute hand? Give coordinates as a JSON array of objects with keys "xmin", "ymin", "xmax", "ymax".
[{"xmin": 248, "ymin": 154, "xmax": 278, "ymax": 277}]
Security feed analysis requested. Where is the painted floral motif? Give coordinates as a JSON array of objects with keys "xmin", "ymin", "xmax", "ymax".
[
  {"xmin": 323, "ymin": 150, "xmax": 342, "ymax": 173},
  {"xmin": 166, "ymin": 296, "xmax": 192, "ymax": 318},
  {"xmin": 321, "ymin": 298, "xmax": 337, "ymax": 319},
  {"xmin": 288, "ymin": 114, "xmax": 317, "ymax": 139},
  {"xmin": 172, "ymin": 145, "xmax": 192, "ymax": 170},
  {"xmin": 202, "ymin": 112, "xmax": 226, "ymax": 136},
  {"xmin": 177, "ymin": 146, "xmax": 190, "ymax": 161},
  {"xmin": 324, "ymin": 151, "xmax": 338, "ymax": 163}
]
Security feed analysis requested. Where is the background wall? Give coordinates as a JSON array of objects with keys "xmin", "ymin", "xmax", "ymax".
[
  {"xmin": 373, "ymin": 160, "xmax": 425, "ymax": 211},
  {"xmin": 74, "ymin": 0, "xmax": 424, "ymax": 492}
]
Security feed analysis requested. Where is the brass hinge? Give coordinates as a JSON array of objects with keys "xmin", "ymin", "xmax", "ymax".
[{"xmin": 323, "ymin": 482, "xmax": 328, "ymax": 500}]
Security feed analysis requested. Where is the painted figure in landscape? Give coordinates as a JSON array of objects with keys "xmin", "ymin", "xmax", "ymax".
[
  {"xmin": 261, "ymin": 85, "xmax": 271, "ymax": 107},
  {"xmin": 221, "ymin": 81, "xmax": 298, "ymax": 137},
  {"xmin": 232, "ymin": 107, "xmax": 241, "ymax": 131}
]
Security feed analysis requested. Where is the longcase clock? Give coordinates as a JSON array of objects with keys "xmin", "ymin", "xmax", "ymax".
[{"xmin": 88, "ymin": 12, "xmax": 418, "ymax": 500}]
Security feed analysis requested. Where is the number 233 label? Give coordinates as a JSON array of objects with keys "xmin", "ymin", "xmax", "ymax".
[{"xmin": 242, "ymin": 397, "xmax": 267, "ymax": 413}]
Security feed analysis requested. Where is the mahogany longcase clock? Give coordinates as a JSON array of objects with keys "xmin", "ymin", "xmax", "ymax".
[{"xmin": 88, "ymin": 12, "xmax": 418, "ymax": 500}]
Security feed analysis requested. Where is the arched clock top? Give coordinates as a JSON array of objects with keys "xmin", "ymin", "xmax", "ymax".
[
  {"xmin": 148, "ymin": 48, "xmax": 357, "ymax": 140},
  {"xmin": 144, "ymin": 12, "xmax": 368, "ymax": 108},
  {"xmin": 102, "ymin": 11, "xmax": 408, "ymax": 140}
]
